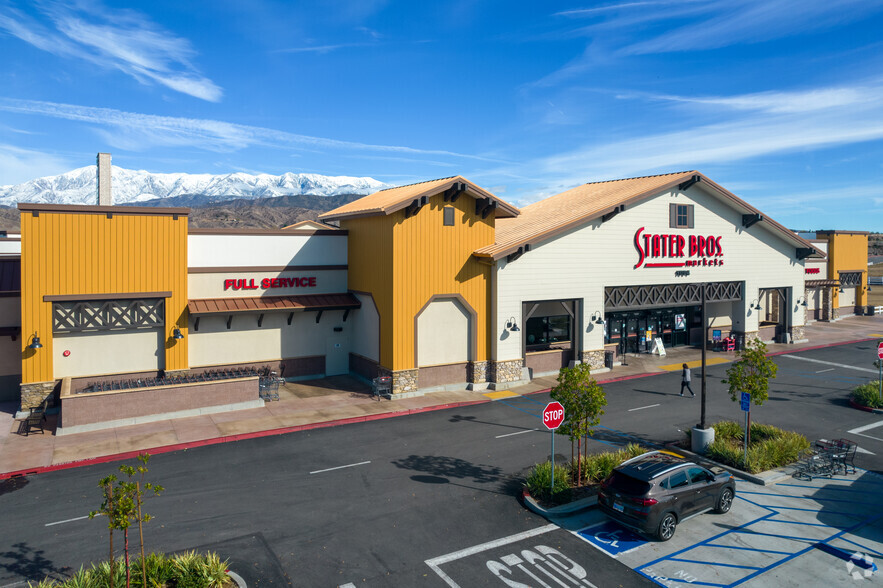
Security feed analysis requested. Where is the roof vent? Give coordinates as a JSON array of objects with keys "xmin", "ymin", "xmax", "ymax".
[{"xmin": 97, "ymin": 153, "xmax": 112, "ymax": 206}]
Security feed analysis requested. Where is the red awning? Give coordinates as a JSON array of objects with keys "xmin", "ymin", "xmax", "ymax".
[{"xmin": 188, "ymin": 293, "xmax": 361, "ymax": 314}]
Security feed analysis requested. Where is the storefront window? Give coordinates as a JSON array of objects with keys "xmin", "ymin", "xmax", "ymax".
[{"xmin": 526, "ymin": 315, "xmax": 571, "ymax": 349}]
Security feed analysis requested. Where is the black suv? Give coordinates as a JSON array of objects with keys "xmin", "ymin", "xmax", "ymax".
[{"xmin": 598, "ymin": 451, "xmax": 735, "ymax": 541}]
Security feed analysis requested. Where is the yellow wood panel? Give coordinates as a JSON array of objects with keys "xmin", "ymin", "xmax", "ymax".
[
  {"xmin": 20, "ymin": 209, "xmax": 188, "ymax": 383},
  {"xmin": 827, "ymin": 233, "xmax": 868, "ymax": 308},
  {"xmin": 391, "ymin": 195, "xmax": 494, "ymax": 370}
]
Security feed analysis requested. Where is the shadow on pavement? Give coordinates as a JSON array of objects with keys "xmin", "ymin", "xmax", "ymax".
[{"xmin": 0, "ymin": 542, "xmax": 72, "ymax": 585}]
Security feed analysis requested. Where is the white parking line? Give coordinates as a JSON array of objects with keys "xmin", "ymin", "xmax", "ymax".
[
  {"xmin": 847, "ymin": 421, "xmax": 883, "ymax": 443},
  {"xmin": 45, "ymin": 514, "xmax": 94, "ymax": 527},
  {"xmin": 815, "ymin": 368, "xmax": 835, "ymax": 373},
  {"xmin": 309, "ymin": 461, "xmax": 371, "ymax": 475},
  {"xmin": 628, "ymin": 403, "xmax": 660, "ymax": 412},
  {"xmin": 496, "ymin": 428, "xmax": 538, "ymax": 438},
  {"xmin": 781, "ymin": 355, "xmax": 877, "ymax": 373}
]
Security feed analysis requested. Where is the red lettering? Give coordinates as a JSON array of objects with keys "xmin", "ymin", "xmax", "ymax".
[
  {"xmin": 269, "ymin": 278, "xmax": 279, "ymax": 288},
  {"xmin": 261, "ymin": 278, "xmax": 270, "ymax": 288},
  {"xmin": 652, "ymin": 234, "xmax": 660, "ymax": 257},
  {"xmin": 634, "ymin": 227, "xmax": 646, "ymax": 269},
  {"xmin": 308, "ymin": 277, "xmax": 316, "ymax": 287},
  {"xmin": 689, "ymin": 236, "xmax": 697, "ymax": 256},
  {"xmin": 224, "ymin": 279, "xmax": 234, "ymax": 290},
  {"xmin": 233, "ymin": 279, "xmax": 243, "ymax": 290},
  {"xmin": 677, "ymin": 235, "xmax": 685, "ymax": 257},
  {"xmin": 715, "ymin": 236, "xmax": 722, "ymax": 256}
]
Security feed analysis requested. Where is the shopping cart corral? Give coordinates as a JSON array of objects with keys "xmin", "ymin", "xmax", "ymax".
[
  {"xmin": 793, "ymin": 438, "xmax": 858, "ymax": 480},
  {"xmin": 259, "ymin": 369, "xmax": 284, "ymax": 401}
]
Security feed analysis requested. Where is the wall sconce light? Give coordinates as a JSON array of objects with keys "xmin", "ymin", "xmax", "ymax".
[
  {"xmin": 795, "ymin": 296, "xmax": 807, "ymax": 307},
  {"xmin": 749, "ymin": 299, "xmax": 762, "ymax": 311},
  {"xmin": 505, "ymin": 317, "xmax": 520, "ymax": 332},
  {"xmin": 838, "ymin": 285, "xmax": 844, "ymax": 294},
  {"xmin": 172, "ymin": 327, "xmax": 184, "ymax": 340},
  {"xmin": 868, "ymin": 285, "xmax": 873, "ymax": 292},
  {"xmin": 27, "ymin": 332, "xmax": 42, "ymax": 349},
  {"xmin": 591, "ymin": 311, "xmax": 604, "ymax": 325}
]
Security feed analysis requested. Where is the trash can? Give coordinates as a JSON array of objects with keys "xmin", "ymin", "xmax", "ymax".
[{"xmin": 604, "ymin": 351, "xmax": 614, "ymax": 369}]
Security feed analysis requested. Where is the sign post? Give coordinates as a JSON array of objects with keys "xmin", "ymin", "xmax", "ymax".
[
  {"xmin": 877, "ymin": 342, "xmax": 883, "ymax": 401},
  {"xmin": 740, "ymin": 392, "xmax": 750, "ymax": 466},
  {"xmin": 543, "ymin": 401, "xmax": 565, "ymax": 492}
]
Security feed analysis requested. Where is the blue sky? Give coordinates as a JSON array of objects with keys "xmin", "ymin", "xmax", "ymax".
[{"xmin": 1, "ymin": 0, "xmax": 882, "ymax": 230}]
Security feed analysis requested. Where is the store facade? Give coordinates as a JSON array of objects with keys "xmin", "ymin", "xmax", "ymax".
[{"xmin": 9, "ymin": 168, "xmax": 830, "ymax": 412}]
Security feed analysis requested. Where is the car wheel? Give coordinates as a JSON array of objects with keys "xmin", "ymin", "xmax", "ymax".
[
  {"xmin": 715, "ymin": 488, "xmax": 734, "ymax": 514},
  {"xmin": 656, "ymin": 513, "xmax": 677, "ymax": 541}
]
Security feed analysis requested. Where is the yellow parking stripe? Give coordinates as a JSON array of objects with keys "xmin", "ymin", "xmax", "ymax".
[
  {"xmin": 869, "ymin": 334, "xmax": 883, "ymax": 338},
  {"xmin": 659, "ymin": 357, "xmax": 730, "ymax": 371},
  {"xmin": 483, "ymin": 390, "xmax": 518, "ymax": 400}
]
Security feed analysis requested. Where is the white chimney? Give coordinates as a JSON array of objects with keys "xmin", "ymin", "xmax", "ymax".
[{"xmin": 97, "ymin": 152, "xmax": 112, "ymax": 206}]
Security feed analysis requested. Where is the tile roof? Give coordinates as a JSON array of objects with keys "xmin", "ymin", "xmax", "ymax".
[
  {"xmin": 319, "ymin": 176, "xmax": 519, "ymax": 221},
  {"xmin": 188, "ymin": 293, "xmax": 360, "ymax": 314},
  {"xmin": 474, "ymin": 171, "xmax": 823, "ymax": 260}
]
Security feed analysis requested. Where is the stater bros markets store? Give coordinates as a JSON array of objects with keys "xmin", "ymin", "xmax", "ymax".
[{"xmin": 0, "ymin": 163, "xmax": 869, "ymax": 434}]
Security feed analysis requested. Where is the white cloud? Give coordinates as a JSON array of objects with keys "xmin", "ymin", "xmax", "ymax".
[
  {"xmin": 0, "ymin": 98, "xmax": 504, "ymax": 163},
  {"xmin": 0, "ymin": 1, "xmax": 222, "ymax": 102},
  {"xmin": 0, "ymin": 144, "xmax": 72, "ymax": 186},
  {"xmin": 650, "ymin": 86, "xmax": 879, "ymax": 114}
]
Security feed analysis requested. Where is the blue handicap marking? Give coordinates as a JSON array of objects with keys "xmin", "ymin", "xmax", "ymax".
[{"xmin": 577, "ymin": 520, "xmax": 647, "ymax": 556}]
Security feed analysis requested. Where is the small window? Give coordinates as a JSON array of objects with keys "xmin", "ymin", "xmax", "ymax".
[
  {"xmin": 669, "ymin": 203, "xmax": 694, "ymax": 228},
  {"xmin": 443, "ymin": 206, "xmax": 455, "ymax": 226},
  {"xmin": 667, "ymin": 470, "xmax": 690, "ymax": 489}
]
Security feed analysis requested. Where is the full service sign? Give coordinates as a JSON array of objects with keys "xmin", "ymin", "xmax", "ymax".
[
  {"xmin": 224, "ymin": 276, "xmax": 316, "ymax": 291},
  {"xmin": 633, "ymin": 227, "xmax": 724, "ymax": 269}
]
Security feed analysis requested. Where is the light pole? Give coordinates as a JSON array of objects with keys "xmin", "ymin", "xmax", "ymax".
[{"xmin": 700, "ymin": 282, "xmax": 707, "ymax": 430}]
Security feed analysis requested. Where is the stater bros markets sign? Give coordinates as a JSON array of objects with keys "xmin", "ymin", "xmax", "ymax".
[{"xmin": 633, "ymin": 227, "xmax": 724, "ymax": 269}]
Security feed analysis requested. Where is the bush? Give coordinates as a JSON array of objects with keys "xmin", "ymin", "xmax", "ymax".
[
  {"xmin": 700, "ymin": 421, "xmax": 809, "ymax": 474},
  {"xmin": 29, "ymin": 552, "xmax": 230, "ymax": 588},
  {"xmin": 571, "ymin": 443, "xmax": 647, "ymax": 485},
  {"xmin": 852, "ymin": 382, "xmax": 883, "ymax": 409},
  {"xmin": 525, "ymin": 461, "xmax": 571, "ymax": 504}
]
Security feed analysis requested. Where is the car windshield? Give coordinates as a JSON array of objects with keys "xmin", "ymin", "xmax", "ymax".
[{"xmin": 607, "ymin": 471, "xmax": 652, "ymax": 495}]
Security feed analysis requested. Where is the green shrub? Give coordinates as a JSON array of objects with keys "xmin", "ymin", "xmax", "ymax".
[
  {"xmin": 852, "ymin": 382, "xmax": 883, "ymax": 409},
  {"xmin": 571, "ymin": 443, "xmax": 648, "ymax": 485},
  {"xmin": 29, "ymin": 552, "xmax": 229, "ymax": 588},
  {"xmin": 525, "ymin": 461, "xmax": 571, "ymax": 504},
  {"xmin": 699, "ymin": 421, "xmax": 809, "ymax": 473}
]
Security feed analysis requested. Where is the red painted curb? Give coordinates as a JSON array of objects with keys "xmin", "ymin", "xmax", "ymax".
[
  {"xmin": 0, "ymin": 398, "xmax": 490, "ymax": 480},
  {"xmin": 849, "ymin": 398, "xmax": 883, "ymax": 414}
]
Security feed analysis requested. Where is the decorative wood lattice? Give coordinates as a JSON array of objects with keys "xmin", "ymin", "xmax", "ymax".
[
  {"xmin": 605, "ymin": 281, "xmax": 743, "ymax": 311},
  {"xmin": 839, "ymin": 271, "xmax": 862, "ymax": 287},
  {"xmin": 53, "ymin": 299, "xmax": 165, "ymax": 333}
]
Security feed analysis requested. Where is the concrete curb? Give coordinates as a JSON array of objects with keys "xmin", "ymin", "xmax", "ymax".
[
  {"xmin": 227, "ymin": 571, "xmax": 247, "ymax": 588},
  {"xmin": 664, "ymin": 444, "xmax": 794, "ymax": 486},
  {"xmin": 521, "ymin": 488, "xmax": 598, "ymax": 517},
  {"xmin": 849, "ymin": 398, "xmax": 883, "ymax": 414}
]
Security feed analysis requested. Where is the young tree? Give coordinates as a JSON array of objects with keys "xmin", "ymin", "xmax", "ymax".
[
  {"xmin": 550, "ymin": 363, "xmax": 607, "ymax": 485},
  {"xmin": 722, "ymin": 338, "xmax": 778, "ymax": 448},
  {"xmin": 119, "ymin": 454, "xmax": 163, "ymax": 588}
]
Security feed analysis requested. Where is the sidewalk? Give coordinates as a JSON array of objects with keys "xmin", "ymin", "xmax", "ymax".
[{"xmin": 2, "ymin": 315, "xmax": 882, "ymax": 478}]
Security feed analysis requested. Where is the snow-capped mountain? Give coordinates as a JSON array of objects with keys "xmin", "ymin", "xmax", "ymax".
[{"xmin": 0, "ymin": 166, "xmax": 391, "ymax": 206}]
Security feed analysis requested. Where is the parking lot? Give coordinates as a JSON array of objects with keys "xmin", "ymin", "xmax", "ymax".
[{"xmin": 559, "ymin": 469, "xmax": 883, "ymax": 587}]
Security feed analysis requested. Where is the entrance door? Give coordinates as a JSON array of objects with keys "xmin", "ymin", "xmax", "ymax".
[{"xmin": 325, "ymin": 332, "xmax": 348, "ymax": 376}]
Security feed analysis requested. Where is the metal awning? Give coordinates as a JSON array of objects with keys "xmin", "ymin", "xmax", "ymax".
[{"xmin": 188, "ymin": 293, "xmax": 361, "ymax": 315}]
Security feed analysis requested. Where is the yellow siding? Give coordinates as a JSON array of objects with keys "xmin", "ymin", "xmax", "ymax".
[
  {"xmin": 345, "ymin": 195, "xmax": 495, "ymax": 372},
  {"xmin": 343, "ymin": 215, "xmax": 396, "ymax": 367},
  {"xmin": 20, "ymin": 209, "xmax": 188, "ymax": 383},
  {"xmin": 827, "ymin": 233, "xmax": 868, "ymax": 308}
]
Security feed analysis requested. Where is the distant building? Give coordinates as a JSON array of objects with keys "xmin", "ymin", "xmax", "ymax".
[{"xmin": 800, "ymin": 231, "xmax": 869, "ymax": 322}]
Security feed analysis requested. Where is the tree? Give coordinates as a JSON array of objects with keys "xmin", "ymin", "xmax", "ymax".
[
  {"xmin": 550, "ymin": 363, "xmax": 607, "ymax": 485},
  {"xmin": 722, "ymin": 338, "xmax": 778, "ymax": 448},
  {"xmin": 90, "ymin": 453, "xmax": 163, "ymax": 588}
]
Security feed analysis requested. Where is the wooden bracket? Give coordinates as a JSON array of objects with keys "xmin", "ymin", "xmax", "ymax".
[
  {"xmin": 194, "ymin": 317, "xmax": 200, "ymax": 332},
  {"xmin": 226, "ymin": 315, "xmax": 233, "ymax": 330},
  {"xmin": 258, "ymin": 313, "xmax": 264, "ymax": 327},
  {"xmin": 342, "ymin": 309, "xmax": 350, "ymax": 322},
  {"xmin": 315, "ymin": 310, "xmax": 323, "ymax": 324},
  {"xmin": 287, "ymin": 312, "xmax": 294, "ymax": 325},
  {"xmin": 742, "ymin": 213, "xmax": 762, "ymax": 228}
]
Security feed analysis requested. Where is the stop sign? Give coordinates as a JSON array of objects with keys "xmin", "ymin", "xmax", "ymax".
[
  {"xmin": 878, "ymin": 341, "xmax": 883, "ymax": 360},
  {"xmin": 543, "ymin": 401, "xmax": 565, "ymax": 430}
]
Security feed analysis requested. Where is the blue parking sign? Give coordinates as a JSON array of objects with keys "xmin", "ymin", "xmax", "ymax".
[
  {"xmin": 740, "ymin": 392, "xmax": 750, "ymax": 411},
  {"xmin": 577, "ymin": 521, "xmax": 646, "ymax": 556}
]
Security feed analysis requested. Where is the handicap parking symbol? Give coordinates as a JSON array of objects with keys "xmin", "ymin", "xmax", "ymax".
[{"xmin": 577, "ymin": 520, "xmax": 647, "ymax": 556}]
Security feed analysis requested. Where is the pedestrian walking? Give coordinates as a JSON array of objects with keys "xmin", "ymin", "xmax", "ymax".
[{"xmin": 680, "ymin": 363, "xmax": 695, "ymax": 397}]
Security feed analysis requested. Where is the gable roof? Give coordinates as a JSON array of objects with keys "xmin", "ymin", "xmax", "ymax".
[
  {"xmin": 319, "ymin": 176, "xmax": 520, "ymax": 222},
  {"xmin": 282, "ymin": 220, "xmax": 339, "ymax": 231},
  {"xmin": 473, "ymin": 171, "xmax": 823, "ymax": 261}
]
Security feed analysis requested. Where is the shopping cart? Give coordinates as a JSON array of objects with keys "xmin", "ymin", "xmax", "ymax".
[{"xmin": 372, "ymin": 376, "xmax": 392, "ymax": 400}]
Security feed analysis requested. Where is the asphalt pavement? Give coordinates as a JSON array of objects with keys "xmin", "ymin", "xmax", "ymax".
[{"xmin": 2, "ymin": 338, "xmax": 883, "ymax": 586}]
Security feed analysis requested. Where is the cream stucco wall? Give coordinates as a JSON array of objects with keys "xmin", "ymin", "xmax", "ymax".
[
  {"xmin": 188, "ymin": 233, "xmax": 347, "ymax": 267},
  {"xmin": 494, "ymin": 184, "xmax": 806, "ymax": 362},
  {"xmin": 840, "ymin": 287, "xmax": 857, "ymax": 308},
  {"xmin": 53, "ymin": 329, "xmax": 164, "ymax": 378},
  {"xmin": 417, "ymin": 298, "xmax": 470, "ymax": 366},
  {"xmin": 350, "ymin": 293, "xmax": 380, "ymax": 362},
  {"xmin": 188, "ymin": 310, "xmax": 349, "ymax": 368}
]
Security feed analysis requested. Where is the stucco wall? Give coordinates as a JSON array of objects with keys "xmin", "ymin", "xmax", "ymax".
[
  {"xmin": 188, "ymin": 233, "xmax": 347, "ymax": 268},
  {"xmin": 53, "ymin": 329, "xmax": 164, "ymax": 378},
  {"xmin": 350, "ymin": 293, "xmax": 380, "ymax": 362},
  {"xmin": 417, "ymin": 298, "xmax": 470, "ymax": 366},
  {"xmin": 494, "ymin": 184, "xmax": 806, "ymax": 362}
]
